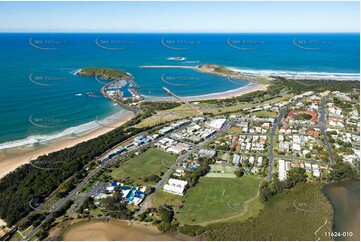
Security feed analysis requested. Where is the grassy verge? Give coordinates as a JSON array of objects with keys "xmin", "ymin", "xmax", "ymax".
[{"xmin": 251, "ymin": 110, "xmax": 278, "ymax": 118}]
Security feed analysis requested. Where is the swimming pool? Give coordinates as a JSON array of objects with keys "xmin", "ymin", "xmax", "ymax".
[{"xmin": 125, "ymin": 188, "xmax": 145, "ymax": 201}]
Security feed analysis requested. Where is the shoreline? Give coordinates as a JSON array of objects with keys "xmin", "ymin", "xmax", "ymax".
[
  {"xmin": 61, "ymin": 219, "xmax": 193, "ymax": 241},
  {"xmin": 143, "ymin": 82, "xmax": 268, "ymax": 102},
  {"xmin": 0, "ymin": 111, "xmax": 135, "ymax": 179}
]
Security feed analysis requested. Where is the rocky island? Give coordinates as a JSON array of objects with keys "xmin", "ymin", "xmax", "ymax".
[{"xmin": 76, "ymin": 67, "xmax": 131, "ymax": 81}]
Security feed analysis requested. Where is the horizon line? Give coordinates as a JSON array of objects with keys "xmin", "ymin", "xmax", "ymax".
[{"xmin": 0, "ymin": 31, "xmax": 359, "ymax": 34}]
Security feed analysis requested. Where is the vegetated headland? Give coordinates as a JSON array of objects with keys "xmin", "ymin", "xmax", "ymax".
[{"xmin": 77, "ymin": 67, "xmax": 143, "ymax": 107}]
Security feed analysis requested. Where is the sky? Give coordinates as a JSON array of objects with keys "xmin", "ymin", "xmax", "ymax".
[{"xmin": 0, "ymin": 1, "xmax": 359, "ymax": 33}]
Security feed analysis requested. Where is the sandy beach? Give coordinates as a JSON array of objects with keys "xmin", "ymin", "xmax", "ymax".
[
  {"xmin": 144, "ymin": 82, "xmax": 269, "ymax": 102},
  {"xmin": 0, "ymin": 112, "xmax": 135, "ymax": 179}
]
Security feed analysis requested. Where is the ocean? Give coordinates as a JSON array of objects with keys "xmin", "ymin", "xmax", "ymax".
[{"xmin": 0, "ymin": 33, "xmax": 359, "ymax": 148}]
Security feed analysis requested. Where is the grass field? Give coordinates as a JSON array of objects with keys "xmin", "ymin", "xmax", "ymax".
[
  {"xmin": 229, "ymin": 126, "xmax": 245, "ymax": 133},
  {"xmin": 150, "ymin": 190, "xmax": 184, "ymax": 209},
  {"xmin": 205, "ymin": 165, "xmax": 237, "ymax": 178},
  {"xmin": 206, "ymin": 183, "xmax": 333, "ymax": 241},
  {"xmin": 175, "ymin": 176, "xmax": 261, "ymax": 224},
  {"xmin": 110, "ymin": 148, "xmax": 177, "ymax": 186},
  {"xmin": 251, "ymin": 110, "xmax": 278, "ymax": 118}
]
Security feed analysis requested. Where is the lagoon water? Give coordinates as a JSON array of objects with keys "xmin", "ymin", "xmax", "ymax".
[
  {"xmin": 0, "ymin": 33, "xmax": 359, "ymax": 147},
  {"xmin": 322, "ymin": 180, "xmax": 360, "ymax": 241}
]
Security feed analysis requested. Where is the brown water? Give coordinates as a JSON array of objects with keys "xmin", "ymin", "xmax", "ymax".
[
  {"xmin": 62, "ymin": 220, "xmax": 192, "ymax": 241},
  {"xmin": 322, "ymin": 180, "xmax": 360, "ymax": 241}
]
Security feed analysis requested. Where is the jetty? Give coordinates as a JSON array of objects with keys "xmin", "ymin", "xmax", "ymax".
[{"xmin": 162, "ymin": 87, "xmax": 189, "ymax": 105}]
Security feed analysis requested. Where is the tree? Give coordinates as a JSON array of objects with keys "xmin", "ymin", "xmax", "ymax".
[
  {"xmin": 330, "ymin": 163, "xmax": 354, "ymax": 181},
  {"xmin": 234, "ymin": 169, "xmax": 244, "ymax": 177}
]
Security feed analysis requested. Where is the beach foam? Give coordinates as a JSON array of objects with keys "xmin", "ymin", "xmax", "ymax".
[
  {"xmin": 0, "ymin": 110, "xmax": 131, "ymax": 150},
  {"xmin": 227, "ymin": 67, "xmax": 360, "ymax": 81}
]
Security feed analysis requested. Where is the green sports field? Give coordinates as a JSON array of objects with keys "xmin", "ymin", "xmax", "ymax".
[
  {"xmin": 110, "ymin": 148, "xmax": 177, "ymax": 186},
  {"xmin": 175, "ymin": 176, "xmax": 262, "ymax": 224}
]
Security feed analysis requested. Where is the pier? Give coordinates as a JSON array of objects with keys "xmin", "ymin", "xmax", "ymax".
[{"xmin": 162, "ymin": 87, "xmax": 189, "ymax": 105}]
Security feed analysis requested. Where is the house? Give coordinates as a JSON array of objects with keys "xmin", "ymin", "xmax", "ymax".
[
  {"xmin": 257, "ymin": 157, "xmax": 263, "ymax": 167},
  {"xmin": 312, "ymin": 164, "xmax": 320, "ymax": 178},
  {"xmin": 232, "ymin": 154, "xmax": 241, "ymax": 165},
  {"xmin": 198, "ymin": 149, "xmax": 216, "ymax": 158}
]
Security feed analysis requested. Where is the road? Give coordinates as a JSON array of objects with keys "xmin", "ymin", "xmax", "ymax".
[
  {"xmin": 266, "ymin": 107, "xmax": 287, "ymax": 182},
  {"xmin": 320, "ymin": 96, "xmax": 335, "ymax": 164}
]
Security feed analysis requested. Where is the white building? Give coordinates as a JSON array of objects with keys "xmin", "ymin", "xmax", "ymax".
[
  {"xmin": 206, "ymin": 119, "xmax": 227, "ymax": 130},
  {"xmin": 232, "ymin": 154, "xmax": 241, "ymax": 165},
  {"xmin": 167, "ymin": 145, "xmax": 185, "ymax": 155},
  {"xmin": 278, "ymin": 159, "xmax": 290, "ymax": 181},
  {"xmin": 163, "ymin": 179, "xmax": 188, "ymax": 196},
  {"xmin": 312, "ymin": 164, "xmax": 320, "ymax": 178}
]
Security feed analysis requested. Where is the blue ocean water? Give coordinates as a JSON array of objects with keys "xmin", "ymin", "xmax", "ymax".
[{"xmin": 0, "ymin": 33, "xmax": 359, "ymax": 147}]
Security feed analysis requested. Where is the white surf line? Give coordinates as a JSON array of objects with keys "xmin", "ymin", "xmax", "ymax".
[
  {"xmin": 140, "ymin": 65, "xmax": 196, "ymax": 69},
  {"xmin": 314, "ymin": 217, "xmax": 329, "ymax": 241}
]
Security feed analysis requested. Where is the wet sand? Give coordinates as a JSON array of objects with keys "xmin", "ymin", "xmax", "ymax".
[
  {"xmin": 62, "ymin": 220, "xmax": 191, "ymax": 241},
  {"xmin": 0, "ymin": 112, "xmax": 135, "ymax": 179}
]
